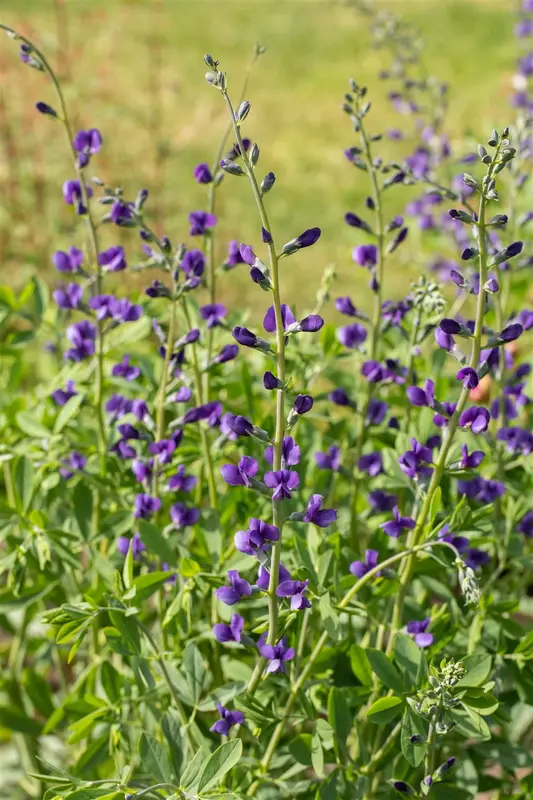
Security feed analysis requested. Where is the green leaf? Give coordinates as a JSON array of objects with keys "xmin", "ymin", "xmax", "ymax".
[
  {"xmin": 327, "ymin": 687, "xmax": 352, "ymax": 745},
  {"xmin": 0, "ymin": 704, "xmax": 43, "ymax": 736},
  {"xmin": 15, "ymin": 411, "xmax": 51, "ymax": 439},
  {"xmin": 462, "ymin": 689, "xmax": 499, "ymax": 716},
  {"xmin": 196, "ymin": 739, "xmax": 243, "ymax": 793},
  {"xmin": 100, "ymin": 661, "xmax": 123, "ymax": 704},
  {"xmin": 139, "ymin": 732, "xmax": 173, "ymax": 784},
  {"xmin": 451, "ymin": 706, "xmax": 491, "ymax": 740},
  {"xmin": 400, "ymin": 706, "xmax": 426, "ymax": 767},
  {"xmin": 54, "ymin": 394, "xmax": 84, "ymax": 434},
  {"xmin": 367, "ymin": 696, "xmax": 403, "ymax": 724},
  {"xmin": 289, "ymin": 733, "xmax": 313, "ymax": 766},
  {"xmin": 349, "ymin": 643, "xmax": 373, "ymax": 686},
  {"xmin": 183, "ymin": 643, "xmax": 206, "ymax": 705},
  {"xmin": 132, "ymin": 570, "xmax": 174, "ymax": 603},
  {"xmin": 394, "ymin": 633, "xmax": 423, "ymax": 689},
  {"xmin": 162, "ymin": 708, "xmax": 184, "ymax": 779},
  {"xmin": 311, "ymin": 732, "xmax": 324, "ymax": 777},
  {"xmin": 428, "ymin": 486, "xmax": 442, "ymax": 526},
  {"xmin": 318, "ymin": 592, "xmax": 339, "ymax": 641},
  {"xmin": 456, "ymin": 653, "xmax": 492, "ymax": 687},
  {"xmin": 73, "ymin": 482, "xmax": 93, "ymax": 541},
  {"xmin": 366, "ymin": 648, "xmax": 405, "ymax": 693},
  {"xmin": 123, "ymin": 539, "xmax": 134, "ymax": 590},
  {"xmin": 180, "ymin": 747, "xmax": 208, "ymax": 789},
  {"xmin": 13, "ymin": 455, "xmax": 35, "ymax": 513},
  {"xmin": 137, "ymin": 519, "xmax": 175, "ymax": 563}
]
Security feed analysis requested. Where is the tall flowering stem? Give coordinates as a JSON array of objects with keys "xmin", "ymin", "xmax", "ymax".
[{"xmin": 386, "ymin": 131, "xmax": 511, "ymax": 656}]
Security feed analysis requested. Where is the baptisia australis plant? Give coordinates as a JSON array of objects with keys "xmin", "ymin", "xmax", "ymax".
[{"xmin": 4, "ymin": 11, "xmax": 533, "ymax": 800}]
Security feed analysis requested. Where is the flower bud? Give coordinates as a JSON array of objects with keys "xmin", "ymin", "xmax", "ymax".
[
  {"xmin": 220, "ymin": 158, "xmax": 245, "ymax": 176},
  {"xmin": 260, "ymin": 171, "xmax": 276, "ymax": 195},
  {"xmin": 235, "ymin": 100, "xmax": 251, "ymax": 124}
]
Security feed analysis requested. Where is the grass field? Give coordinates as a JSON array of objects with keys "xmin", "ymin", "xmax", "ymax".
[{"xmin": 0, "ymin": 0, "xmax": 520, "ymax": 309}]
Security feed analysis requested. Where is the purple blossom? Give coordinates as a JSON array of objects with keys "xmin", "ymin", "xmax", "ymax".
[
  {"xmin": 497, "ymin": 426, "xmax": 533, "ymax": 455},
  {"xmin": 258, "ymin": 637, "xmax": 295, "ymax": 673},
  {"xmin": 189, "ymin": 210, "xmax": 217, "ymax": 235},
  {"xmin": 235, "ymin": 518, "xmax": 280, "ymax": 554},
  {"xmin": 132, "ymin": 459, "xmax": 152, "ymax": 484},
  {"xmin": 367, "ymin": 399, "xmax": 388, "ymax": 425},
  {"xmin": 435, "ymin": 327, "xmax": 455, "ymax": 351},
  {"xmin": 110, "ymin": 200, "xmax": 133, "ymax": 225},
  {"xmin": 352, "ymin": 244, "xmax": 377, "ymax": 268},
  {"xmin": 406, "ymin": 379, "xmax": 435, "ymax": 408},
  {"xmin": 399, "ymin": 439, "xmax": 433, "ymax": 480},
  {"xmin": 168, "ymin": 465, "xmax": 197, "ymax": 492},
  {"xmin": 180, "ymin": 249, "xmax": 205, "ymax": 277},
  {"xmin": 214, "ymin": 344, "xmax": 239, "ymax": 364},
  {"xmin": 194, "ymin": 163, "xmax": 213, "ymax": 184},
  {"xmin": 52, "ymin": 246, "xmax": 83, "ymax": 273},
  {"xmin": 170, "ymin": 502, "xmax": 200, "ymax": 529},
  {"xmin": 256, "ymin": 562, "xmax": 291, "ymax": 590},
  {"xmin": 460, "ymin": 444, "xmax": 485, "ymax": 469},
  {"xmin": 406, "ymin": 618, "xmax": 433, "ymax": 648},
  {"xmin": 200, "ymin": 303, "xmax": 226, "ymax": 328},
  {"xmin": 314, "ymin": 445, "xmax": 340, "ymax": 471},
  {"xmin": 89, "ymin": 294, "xmax": 115, "ymax": 320},
  {"xmin": 213, "ymin": 614, "xmax": 244, "ymax": 644},
  {"xmin": 459, "ymin": 406, "xmax": 490, "ymax": 434},
  {"xmin": 133, "ymin": 494, "xmax": 161, "ymax": 519},
  {"xmin": 518, "ymin": 511, "xmax": 533, "ymax": 538},
  {"xmin": 264, "ymin": 469, "xmax": 300, "ymax": 500},
  {"xmin": 225, "ymin": 414, "xmax": 253, "ymax": 437},
  {"xmin": 149, "ymin": 438, "xmax": 178, "ymax": 465},
  {"xmin": 337, "ymin": 323, "xmax": 367, "ymax": 349},
  {"xmin": 276, "ymin": 579, "xmax": 311, "ymax": 610},
  {"xmin": 99, "ymin": 246, "xmax": 127, "ymax": 272},
  {"xmin": 175, "ymin": 386, "xmax": 193, "ymax": 403},
  {"xmin": 457, "ymin": 367, "xmax": 479, "ymax": 389},
  {"xmin": 65, "ymin": 320, "xmax": 96, "ymax": 361},
  {"xmin": 368, "ymin": 490, "xmax": 397, "ymax": 512},
  {"xmin": 264, "ymin": 436, "xmax": 301, "ymax": 467},
  {"xmin": 433, "ymin": 401, "xmax": 457, "ymax": 428},
  {"xmin": 52, "ymin": 380, "xmax": 77, "ymax": 406},
  {"xmin": 117, "ymin": 532, "xmax": 145, "ymax": 559},
  {"xmin": 226, "ymin": 240, "xmax": 245, "ymax": 267},
  {"xmin": 210, "ymin": 704, "xmax": 245, "ymax": 735},
  {"xmin": 60, "ymin": 451, "xmax": 86, "ymax": 479},
  {"xmin": 221, "ymin": 456, "xmax": 259, "ymax": 487},
  {"xmin": 215, "ymin": 570, "xmax": 252, "ymax": 605},
  {"xmin": 109, "ymin": 298, "xmax": 143, "ymax": 323},
  {"xmin": 293, "ymin": 394, "xmax": 313, "ymax": 415},
  {"xmin": 112, "ymin": 356, "xmax": 141, "ymax": 381},
  {"xmin": 329, "ymin": 388, "xmax": 353, "ymax": 407},
  {"xmin": 358, "ymin": 452, "xmax": 382, "ymax": 477},
  {"xmin": 263, "ymin": 371, "xmax": 280, "ymax": 390},
  {"xmin": 63, "ymin": 179, "xmax": 92, "ymax": 214},
  {"xmin": 303, "ymin": 494, "xmax": 337, "ymax": 527},
  {"xmin": 350, "ymin": 549, "xmax": 380, "ymax": 579},
  {"xmin": 232, "ymin": 326, "xmax": 259, "ymax": 348},
  {"xmin": 53, "ymin": 282, "xmax": 83, "ymax": 310},
  {"xmin": 263, "ymin": 304, "xmax": 296, "ymax": 333},
  {"xmin": 381, "ymin": 506, "xmax": 416, "ymax": 538},
  {"xmin": 335, "ymin": 296, "xmax": 359, "ymax": 317},
  {"xmin": 73, "ymin": 128, "xmax": 102, "ymax": 167}
]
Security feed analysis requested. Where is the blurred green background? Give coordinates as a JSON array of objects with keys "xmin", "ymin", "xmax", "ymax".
[{"xmin": 0, "ymin": 0, "xmax": 519, "ymax": 309}]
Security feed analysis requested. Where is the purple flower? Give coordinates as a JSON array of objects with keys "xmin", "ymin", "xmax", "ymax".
[
  {"xmin": 200, "ymin": 303, "xmax": 226, "ymax": 328},
  {"xmin": 73, "ymin": 128, "xmax": 102, "ymax": 167},
  {"xmin": 350, "ymin": 549, "xmax": 380, "ymax": 579},
  {"xmin": 276, "ymin": 579, "xmax": 311, "ymax": 611},
  {"xmin": 53, "ymin": 282, "xmax": 83, "ymax": 310},
  {"xmin": 194, "ymin": 163, "xmax": 213, "ymax": 184},
  {"xmin": 60, "ymin": 451, "xmax": 86, "ymax": 479},
  {"xmin": 99, "ymin": 246, "xmax": 127, "ymax": 272},
  {"xmin": 406, "ymin": 379, "xmax": 435, "ymax": 408},
  {"xmin": 344, "ymin": 211, "xmax": 370, "ymax": 230},
  {"xmin": 263, "ymin": 304, "xmax": 296, "ymax": 333},
  {"xmin": 314, "ymin": 445, "xmax": 340, "ymax": 471},
  {"xmin": 263, "ymin": 371, "xmax": 280, "ymax": 390},
  {"xmin": 213, "ymin": 614, "xmax": 244, "ymax": 644},
  {"xmin": 225, "ymin": 414, "xmax": 253, "ymax": 437},
  {"xmin": 189, "ymin": 210, "xmax": 217, "ymax": 235},
  {"xmin": 216, "ymin": 570, "xmax": 252, "ymax": 606},
  {"xmin": 239, "ymin": 244, "xmax": 257, "ymax": 266},
  {"xmin": 256, "ymin": 562, "xmax": 291, "ymax": 590},
  {"xmin": 232, "ymin": 326, "xmax": 259, "ymax": 348},
  {"xmin": 170, "ymin": 502, "xmax": 200, "ymax": 529},
  {"xmin": 63, "ymin": 179, "xmax": 92, "ymax": 214},
  {"xmin": 210, "ymin": 704, "xmax": 245, "ymax": 735},
  {"xmin": 109, "ymin": 298, "xmax": 143, "ymax": 323},
  {"xmin": 399, "ymin": 439, "xmax": 433, "ymax": 480},
  {"xmin": 381, "ymin": 506, "xmax": 416, "ymax": 538},
  {"xmin": 264, "ymin": 469, "xmax": 300, "ymax": 500},
  {"xmin": 132, "ymin": 459, "xmax": 152, "ymax": 483},
  {"xmin": 335, "ymin": 296, "xmax": 358, "ymax": 317},
  {"xmin": 175, "ymin": 386, "xmax": 193, "ymax": 403},
  {"xmin": 300, "ymin": 314, "xmax": 324, "ymax": 332},
  {"xmin": 52, "ymin": 246, "xmax": 83, "ymax": 273},
  {"xmin": 117, "ymin": 423, "xmax": 139, "ymax": 441},
  {"xmin": 221, "ymin": 456, "xmax": 258, "ymax": 487},
  {"xmin": 304, "ymin": 494, "xmax": 337, "ymax": 527},
  {"xmin": 281, "ymin": 227, "xmax": 321, "ymax": 256},
  {"xmin": 337, "ymin": 323, "xmax": 367, "ymax": 348},
  {"xmin": 352, "ymin": 244, "xmax": 377, "ymax": 268},
  {"xmin": 519, "ymin": 511, "xmax": 533, "ymax": 538},
  {"xmin": 226, "ymin": 240, "xmax": 245, "ymax": 267},
  {"xmin": 329, "ymin": 388, "xmax": 353, "ymax": 407},
  {"xmin": 133, "ymin": 494, "xmax": 161, "ymax": 519},
  {"xmin": 293, "ymin": 395, "xmax": 314, "ymax": 415},
  {"xmin": 110, "ymin": 200, "xmax": 133, "ymax": 225},
  {"xmin": 368, "ymin": 490, "xmax": 397, "ymax": 512},
  {"xmin": 466, "ymin": 548, "xmax": 490, "ymax": 571},
  {"xmin": 214, "ymin": 344, "xmax": 239, "ymax": 364},
  {"xmin": 235, "ymin": 518, "xmax": 280, "ymax": 554},
  {"xmin": 52, "ymin": 380, "xmax": 77, "ymax": 407},
  {"xmin": 459, "ymin": 406, "xmax": 490, "ymax": 434},
  {"xmin": 367, "ymin": 399, "xmax": 388, "ymax": 425},
  {"xmin": 258, "ymin": 637, "xmax": 295, "ymax": 674},
  {"xmin": 149, "ymin": 438, "xmax": 178, "ymax": 465},
  {"xmin": 264, "ymin": 436, "xmax": 301, "ymax": 467},
  {"xmin": 106, "ymin": 394, "xmax": 133, "ymax": 418},
  {"xmin": 168, "ymin": 465, "xmax": 197, "ymax": 493},
  {"xmin": 89, "ymin": 294, "xmax": 115, "ymax": 320},
  {"xmin": 406, "ymin": 618, "xmax": 433, "ymax": 648},
  {"xmin": 435, "ymin": 327, "xmax": 455, "ymax": 351},
  {"xmin": 433, "ymin": 401, "xmax": 457, "ymax": 428},
  {"xmin": 457, "ymin": 367, "xmax": 479, "ymax": 389},
  {"xmin": 117, "ymin": 532, "xmax": 145, "ymax": 559},
  {"xmin": 180, "ymin": 249, "xmax": 205, "ymax": 277},
  {"xmin": 460, "ymin": 444, "xmax": 485, "ymax": 469},
  {"xmin": 358, "ymin": 452, "xmax": 382, "ymax": 477},
  {"xmin": 112, "ymin": 356, "xmax": 141, "ymax": 381},
  {"xmin": 65, "ymin": 320, "xmax": 96, "ymax": 361}
]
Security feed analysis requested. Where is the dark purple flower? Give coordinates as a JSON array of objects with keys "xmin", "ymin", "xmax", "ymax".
[
  {"xmin": 276, "ymin": 579, "xmax": 311, "ymax": 611},
  {"xmin": 226, "ymin": 240, "xmax": 245, "ymax": 267},
  {"xmin": 175, "ymin": 386, "xmax": 193, "ymax": 402},
  {"xmin": 358, "ymin": 452, "xmax": 382, "ymax": 477},
  {"xmin": 258, "ymin": 637, "xmax": 295, "ymax": 673},
  {"xmin": 232, "ymin": 326, "xmax": 259, "ymax": 348},
  {"xmin": 112, "ymin": 356, "xmax": 141, "ymax": 381},
  {"xmin": 264, "ymin": 436, "xmax": 300, "ymax": 467},
  {"xmin": 281, "ymin": 227, "xmax": 321, "ymax": 255},
  {"xmin": 239, "ymin": 244, "xmax": 257, "ymax": 266},
  {"xmin": 110, "ymin": 200, "xmax": 133, "ymax": 225},
  {"xmin": 73, "ymin": 128, "xmax": 102, "ymax": 167},
  {"xmin": 406, "ymin": 379, "xmax": 435, "ymax": 408},
  {"xmin": 519, "ymin": 510, "xmax": 533, "ymax": 538},
  {"xmin": 459, "ymin": 406, "xmax": 490, "ymax": 434},
  {"xmin": 457, "ymin": 367, "xmax": 479, "ymax": 389},
  {"xmin": 213, "ymin": 614, "xmax": 244, "ymax": 644},
  {"xmin": 99, "ymin": 245, "xmax": 127, "ymax": 272},
  {"xmin": 293, "ymin": 394, "xmax": 313, "ymax": 415},
  {"xmin": 180, "ymin": 249, "xmax": 205, "ymax": 277},
  {"xmin": 263, "ymin": 304, "xmax": 296, "ymax": 333},
  {"xmin": 435, "ymin": 327, "xmax": 455, "ymax": 351},
  {"xmin": 235, "ymin": 518, "xmax": 280, "ymax": 554},
  {"xmin": 89, "ymin": 294, "xmax": 115, "ymax": 320},
  {"xmin": 52, "ymin": 380, "xmax": 77, "ymax": 407},
  {"xmin": 117, "ymin": 423, "xmax": 139, "ymax": 440},
  {"xmin": 214, "ymin": 344, "xmax": 239, "ymax": 364},
  {"xmin": 460, "ymin": 444, "xmax": 485, "ymax": 469},
  {"xmin": 65, "ymin": 320, "xmax": 96, "ymax": 361},
  {"xmin": 345, "ymin": 212, "xmax": 369, "ymax": 230},
  {"xmin": 263, "ymin": 371, "xmax": 280, "ymax": 390},
  {"xmin": 304, "ymin": 494, "xmax": 337, "ymax": 527},
  {"xmin": 264, "ymin": 469, "xmax": 300, "ymax": 500},
  {"xmin": 399, "ymin": 439, "xmax": 433, "ymax": 480},
  {"xmin": 337, "ymin": 323, "xmax": 367, "ymax": 348},
  {"xmin": 498, "ymin": 323, "xmax": 524, "ymax": 344},
  {"xmin": 381, "ymin": 506, "xmax": 416, "ymax": 538},
  {"xmin": 350, "ymin": 549, "xmax": 380, "ymax": 579},
  {"xmin": 109, "ymin": 298, "xmax": 143, "ymax": 323},
  {"xmin": 189, "ymin": 210, "xmax": 217, "ymax": 235},
  {"xmin": 335, "ymin": 296, "xmax": 358, "ymax": 317},
  {"xmin": 433, "ymin": 401, "xmax": 457, "ymax": 428},
  {"xmin": 53, "ymin": 282, "xmax": 83, "ymax": 310},
  {"xmin": 225, "ymin": 414, "xmax": 253, "ymax": 437},
  {"xmin": 133, "ymin": 493, "xmax": 161, "ymax": 519},
  {"xmin": 221, "ymin": 456, "xmax": 258, "ymax": 487},
  {"xmin": 117, "ymin": 532, "xmax": 145, "ymax": 559},
  {"xmin": 132, "ymin": 458, "xmax": 152, "ymax": 483},
  {"xmin": 60, "ymin": 451, "xmax": 86, "ymax": 479},
  {"xmin": 168, "ymin": 464, "xmax": 197, "ymax": 493},
  {"xmin": 210, "ymin": 704, "xmax": 245, "ymax": 735},
  {"xmin": 106, "ymin": 394, "xmax": 133, "ymax": 418},
  {"xmin": 170, "ymin": 502, "xmax": 200, "ymax": 529},
  {"xmin": 440, "ymin": 318, "xmax": 462, "ymax": 335},
  {"xmin": 52, "ymin": 246, "xmax": 83, "ymax": 273},
  {"xmin": 314, "ymin": 445, "xmax": 340, "ymax": 471},
  {"xmin": 352, "ymin": 244, "xmax": 377, "ymax": 268},
  {"xmin": 300, "ymin": 314, "xmax": 324, "ymax": 332},
  {"xmin": 367, "ymin": 399, "xmax": 388, "ymax": 425},
  {"xmin": 466, "ymin": 548, "xmax": 490, "ymax": 571},
  {"xmin": 149, "ymin": 438, "xmax": 178, "ymax": 465},
  {"xmin": 329, "ymin": 388, "xmax": 354, "ymax": 407},
  {"xmin": 200, "ymin": 303, "xmax": 226, "ymax": 328},
  {"xmin": 63, "ymin": 179, "xmax": 92, "ymax": 214},
  {"xmin": 368, "ymin": 490, "xmax": 397, "ymax": 512},
  {"xmin": 406, "ymin": 618, "xmax": 433, "ymax": 648},
  {"xmin": 497, "ymin": 426, "xmax": 533, "ymax": 455},
  {"xmin": 256, "ymin": 562, "xmax": 291, "ymax": 590},
  {"xmin": 216, "ymin": 570, "xmax": 252, "ymax": 605},
  {"xmin": 194, "ymin": 163, "xmax": 213, "ymax": 184}
]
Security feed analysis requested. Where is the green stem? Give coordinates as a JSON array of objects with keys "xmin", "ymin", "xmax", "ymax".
[
  {"xmin": 152, "ymin": 293, "xmax": 179, "ymax": 498},
  {"xmin": 220, "ymin": 88, "xmax": 286, "ymax": 692},
  {"xmin": 424, "ymin": 721, "xmax": 436, "ymax": 781}
]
